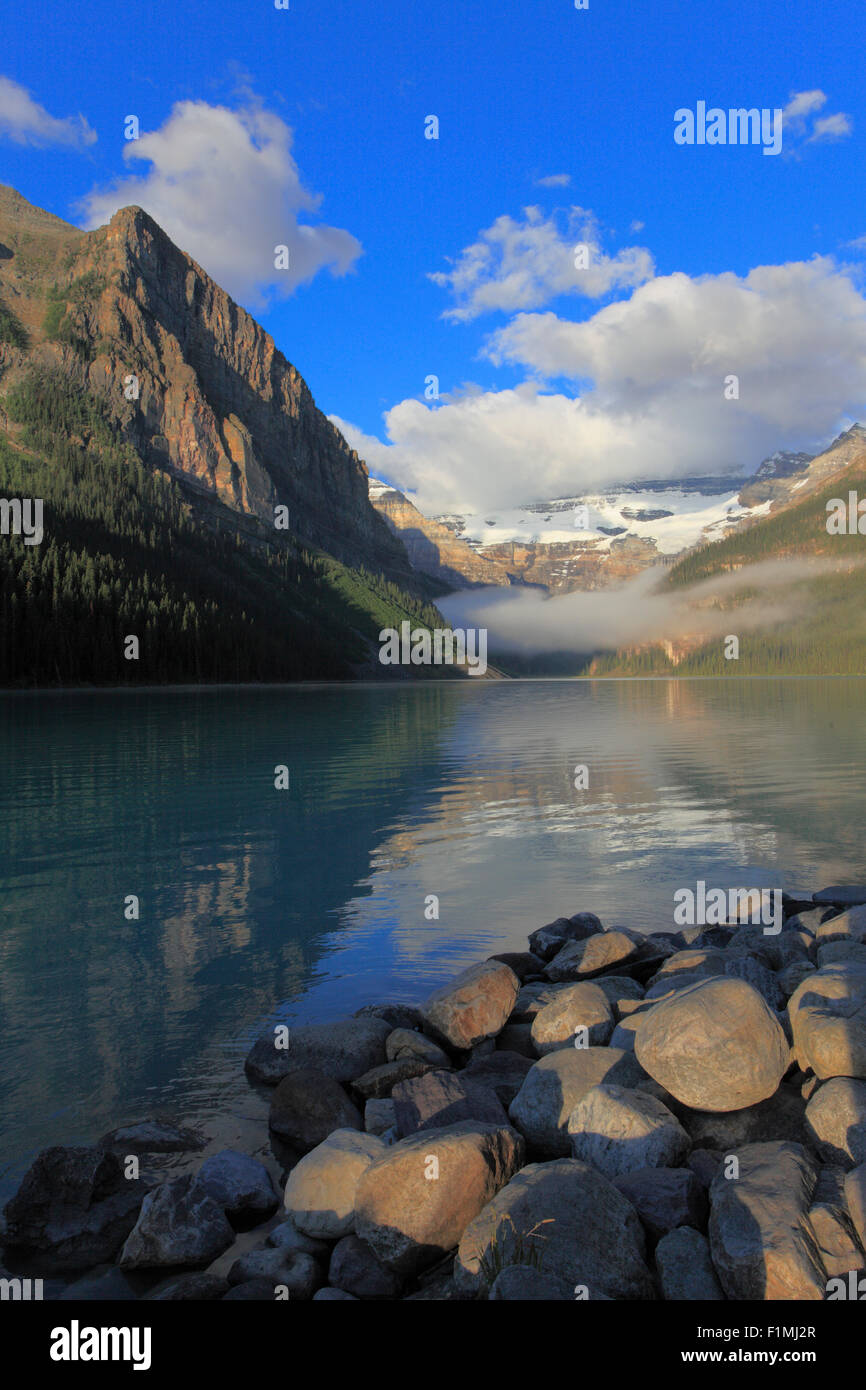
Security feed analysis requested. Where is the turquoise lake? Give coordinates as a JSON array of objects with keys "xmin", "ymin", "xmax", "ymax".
[{"xmin": 1, "ymin": 676, "xmax": 864, "ymax": 1201}]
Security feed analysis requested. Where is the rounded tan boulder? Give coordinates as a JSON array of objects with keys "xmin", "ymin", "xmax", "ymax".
[
  {"xmin": 634, "ymin": 977, "xmax": 790, "ymax": 1112},
  {"xmin": 354, "ymin": 1121, "xmax": 524, "ymax": 1275},
  {"xmin": 420, "ymin": 960, "xmax": 520, "ymax": 1050}
]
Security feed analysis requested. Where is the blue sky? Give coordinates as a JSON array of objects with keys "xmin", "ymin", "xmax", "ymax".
[{"xmin": 2, "ymin": 0, "xmax": 866, "ymax": 511}]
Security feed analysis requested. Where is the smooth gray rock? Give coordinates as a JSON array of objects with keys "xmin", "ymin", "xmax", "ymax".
[
  {"xmin": 385, "ymin": 1029, "xmax": 450, "ymax": 1068},
  {"xmin": 814, "ymin": 887, "xmax": 866, "ymax": 908},
  {"xmin": 509, "ymin": 1047, "xmax": 644, "ymax": 1156},
  {"xmin": 266, "ymin": 1217, "xmax": 329, "ymax": 1259},
  {"xmin": 98, "ymin": 1117, "xmax": 204, "ymax": 1154},
  {"xmin": 195, "ymin": 1150, "xmax": 278, "ymax": 1227},
  {"xmin": 464, "ymin": 1050, "xmax": 534, "ymax": 1106},
  {"xmin": 568, "ymin": 1085, "xmax": 690, "ymax": 1178},
  {"xmin": 528, "ymin": 914, "xmax": 604, "ymax": 962},
  {"xmin": 808, "ymin": 1166, "xmax": 866, "ymax": 1276}
]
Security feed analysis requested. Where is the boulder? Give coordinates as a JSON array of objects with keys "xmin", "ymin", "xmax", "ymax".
[
  {"xmin": 530, "ymin": 982, "xmax": 613, "ymax": 1054},
  {"xmin": 808, "ymin": 1166, "xmax": 866, "ymax": 1276},
  {"xmin": 354, "ymin": 1003, "xmax": 424, "ymax": 1031},
  {"xmin": 392, "ymin": 1070, "xmax": 509, "ymax": 1137},
  {"xmin": 509, "ymin": 1047, "xmax": 644, "ymax": 1156},
  {"xmin": 1, "ymin": 1146, "xmax": 144, "ymax": 1274},
  {"xmin": 283, "ymin": 1129, "xmax": 386, "ymax": 1240},
  {"xmin": 464, "ymin": 1049, "xmax": 534, "ymax": 1106},
  {"xmin": 328, "ymin": 1234, "xmax": 402, "ymax": 1299},
  {"xmin": 655, "ymin": 1228, "xmax": 724, "ymax": 1300},
  {"xmin": 488, "ymin": 951, "xmax": 546, "ymax": 981},
  {"xmin": 652, "ymin": 949, "xmax": 727, "ymax": 982},
  {"xmin": 244, "ymin": 1015, "xmax": 390, "ymax": 1086},
  {"xmin": 385, "ymin": 1029, "xmax": 450, "ymax": 1068},
  {"xmin": 227, "ymin": 1248, "xmax": 322, "ymax": 1299},
  {"xmin": 707, "ymin": 1141, "xmax": 826, "ymax": 1299},
  {"xmin": 528, "ymin": 913, "xmax": 603, "ymax": 962},
  {"xmin": 777, "ymin": 961, "xmax": 816, "ymax": 997},
  {"xmin": 788, "ymin": 963, "xmax": 866, "ymax": 1080},
  {"xmin": 544, "ymin": 931, "xmax": 646, "ymax": 983},
  {"xmin": 804, "ymin": 1077, "xmax": 866, "ymax": 1168},
  {"xmin": 364, "ymin": 1098, "xmax": 397, "ymax": 1137},
  {"xmin": 195, "ymin": 1150, "xmax": 278, "ymax": 1228},
  {"xmin": 844, "ymin": 1163, "xmax": 866, "ymax": 1248},
  {"xmin": 682, "ymin": 1084, "xmax": 809, "ymax": 1151},
  {"xmin": 815, "ymin": 905, "xmax": 866, "ymax": 944},
  {"xmin": 313, "ymin": 1287, "xmax": 359, "ymax": 1300},
  {"xmin": 813, "ymin": 886, "xmax": 866, "ymax": 908},
  {"xmin": 454, "ymin": 1159, "xmax": 654, "ymax": 1300},
  {"xmin": 351, "ymin": 1059, "xmax": 438, "ymax": 1100},
  {"xmin": 723, "ymin": 956, "xmax": 785, "ymax": 1011},
  {"xmin": 488, "ymin": 1265, "xmax": 575, "ymax": 1300},
  {"xmin": 119, "ymin": 1175, "xmax": 234, "ymax": 1270},
  {"xmin": 567, "ymin": 1085, "xmax": 690, "ymax": 1178},
  {"xmin": 354, "ymin": 1121, "xmax": 524, "ymax": 1276},
  {"xmin": 420, "ymin": 961, "xmax": 520, "ymax": 1050},
  {"xmin": 268, "ymin": 1068, "xmax": 362, "ymax": 1150},
  {"xmin": 634, "ymin": 977, "xmax": 790, "ymax": 1112},
  {"xmin": 495, "ymin": 1023, "xmax": 537, "ymax": 1058},
  {"xmin": 593, "ymin": 976, "xmax": 646, "ymax": 1010},
  {"xmin": 613, "ymin": 1167, "xmax": 707, "ymax": 1239},
  {"xmin": 511, "ymin": 982, "xmax": 570, "ymax": 1022},
  {"xmin": 266, "ymin": 1218, "xmax": 329, "ymax": 1259},
  {"xmin": 818, "ymin": 941, "xmax": 866, "ymax": 968}
]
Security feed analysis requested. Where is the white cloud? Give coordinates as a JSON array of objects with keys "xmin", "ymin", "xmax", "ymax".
[
  {"xmin": 809, "ymin": 113, "xmax": 853, "ymax": 143},
  {"xmin": 79, "ymin": 99, "xmax": 360, "ymax": 307},
  {"xmin": 0, "ymin": 75, "xmax": 96, "ymax": 148},
  {"xmin": 781, "ymin": 89, "xmax": 852, "ymax": 150},
  {"xmin": 336, "ymin": 257, "xmax": 866, "ymax": 515},
  {"xmin": 427, "ymin": 206, "xmax": 654, "ymax": 321},
  {"xmin": 535, "ymin": 173, "xmax": 571, "ymax": 187}
]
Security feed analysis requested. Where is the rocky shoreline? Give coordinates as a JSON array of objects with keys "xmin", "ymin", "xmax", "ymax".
[{"xmin": 3, "ymin": 886, "xmax": 866, "ymax": 1301}]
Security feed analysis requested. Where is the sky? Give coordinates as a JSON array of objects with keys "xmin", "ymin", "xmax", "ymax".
[{"xmin": 2, "ymin": 0, "xmax": 866, "ymax": 514}]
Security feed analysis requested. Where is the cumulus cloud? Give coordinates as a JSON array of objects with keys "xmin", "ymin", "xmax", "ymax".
[
  {"xmin": 781, "ymin": 89, "xmax": 852, "ymax": 150},
  {"xmin": 438, "ymin": 559, "xmax": 841, "ymax": 657},
  {"xmin": 337, "ymin": 255, "xmax": 866, "ymax": 514},
  {"xmin": 427, "ymin": 206, "xmax": 654, "ymax": 321},
  {"xmin": 0, "ymin": 75, "xmax": 96, "ymax": 148},
  {"xmin": 79, "ymin": 98, "xmax": 360, "ymax": 307}
]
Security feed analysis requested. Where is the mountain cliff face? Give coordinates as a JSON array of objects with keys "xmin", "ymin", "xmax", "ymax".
[
  {"xmin": 0, "ymin": 185, "xmax": 412, "ymax": 584},
  {"xmin": 368, "ymin": 479, "xmax": 513, "ymax": 589}
]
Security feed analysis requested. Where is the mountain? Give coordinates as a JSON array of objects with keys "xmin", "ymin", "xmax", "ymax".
[
  {"xmin": 368, "ymin": 478, "xmax": 513, "ymax": 589},
  {"xmin": 0, "ymin": 186, "xmax": 446, "ymax": 686}
]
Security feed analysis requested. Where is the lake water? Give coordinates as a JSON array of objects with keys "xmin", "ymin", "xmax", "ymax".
[{"xmin": 1, "ymin": 676, "xmax": 864, "ymax": 1202}]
